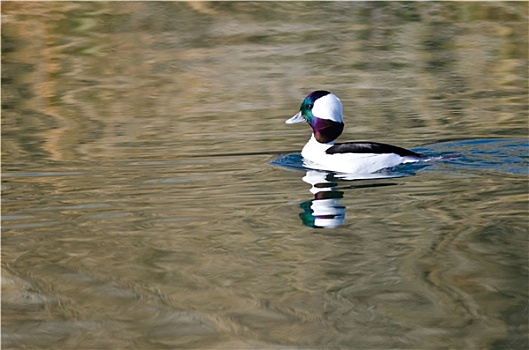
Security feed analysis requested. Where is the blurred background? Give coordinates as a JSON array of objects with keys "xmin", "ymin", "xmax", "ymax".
[{"xmin": 2, "ymin": 2, "xmax": 528, "ymax": 349}]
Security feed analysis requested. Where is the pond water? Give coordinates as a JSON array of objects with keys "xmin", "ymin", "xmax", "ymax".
[{"xmin": 2, "ymin": 2, "xmax": 528, "ymax": 349}]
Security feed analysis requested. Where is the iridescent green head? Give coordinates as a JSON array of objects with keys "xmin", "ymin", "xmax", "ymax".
[{"xmin": 286, "ymin": 90, "xmax": 344, "ymax": 143}]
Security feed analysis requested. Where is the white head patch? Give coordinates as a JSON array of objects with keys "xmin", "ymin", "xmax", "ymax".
[{"xmin": 312, "ymin": 93, "xmax": 343, "ymax": 123}]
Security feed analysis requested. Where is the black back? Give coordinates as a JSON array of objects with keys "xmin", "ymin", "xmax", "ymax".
[{"xmin": 326, "ymin": 141, "xmax": 423, "ymax": 157}]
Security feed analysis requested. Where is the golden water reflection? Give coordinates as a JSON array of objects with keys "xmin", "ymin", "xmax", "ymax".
[
  {"xmin": 2, "ymin": 2, "xmax": 528, "ymax": 349},
  {"xmin": 3, "ymin": 2, "xmax": 527, "ymax": 164}
]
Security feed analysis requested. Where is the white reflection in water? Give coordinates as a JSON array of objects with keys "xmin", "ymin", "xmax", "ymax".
[
  {"xmin": 2, "ymin": 1, "xmax": 527, "ymax": 348},
  {"xmin": 300, "ymin": 170, "xmax": 346, "ymax": 229},
  {"xmin": 274, "ymin": 138, "xmax": 527, "ymax": 229},
  {"xmin": 299, "ymin": 170, "xmax": 406, "ymax": 229}
]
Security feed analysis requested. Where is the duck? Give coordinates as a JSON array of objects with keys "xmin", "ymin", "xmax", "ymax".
[{"xmin": 286, "ymin": 90, "xmax": 425, "ymax": 174}]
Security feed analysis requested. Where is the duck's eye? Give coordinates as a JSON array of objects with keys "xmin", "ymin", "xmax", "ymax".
[{"xmin": 307, "ymin": 103, "xmax": 313, "ymax": 109}]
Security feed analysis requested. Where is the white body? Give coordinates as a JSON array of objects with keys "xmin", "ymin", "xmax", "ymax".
[{"xmin": 301, "ymin": 135, "xmax": 419, "ymax": 174}]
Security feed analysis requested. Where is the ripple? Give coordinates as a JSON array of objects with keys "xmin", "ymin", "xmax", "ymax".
[{"xmin": 420, "ymin": 138, "xmax": 528, "ymax": 176}]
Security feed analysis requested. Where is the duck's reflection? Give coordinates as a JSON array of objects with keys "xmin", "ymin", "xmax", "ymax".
[
  {"xmin": 299, "ymin": 171, "xmax": 345, "ymax": 228},
  {"xmin": 298, "ymin": 170, "xmax": 404, "ymax": 229}
]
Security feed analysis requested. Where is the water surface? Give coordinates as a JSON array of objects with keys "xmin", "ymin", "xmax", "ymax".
[{"xmin": 2, "ymin": 2, "xmax": 528, "ymax": 349}]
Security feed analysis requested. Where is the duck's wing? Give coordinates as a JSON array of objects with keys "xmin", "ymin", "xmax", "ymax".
[{"xmin": 326, "ymin": 141, "xmax": 423, "ymax": 157}]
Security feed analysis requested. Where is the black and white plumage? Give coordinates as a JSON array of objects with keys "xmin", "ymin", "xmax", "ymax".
[
  {"xmin": 326, "ymin": 141, "xmax": 422, "ymax": 157},
  {"xmin": 286, "ymin": 90, "xmax": 425, "ymax": 174}
]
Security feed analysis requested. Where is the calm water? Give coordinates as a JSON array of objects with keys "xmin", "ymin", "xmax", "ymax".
[{"xmin": 2, "ymin": 2, "xmax": 528, "ymax": 349}]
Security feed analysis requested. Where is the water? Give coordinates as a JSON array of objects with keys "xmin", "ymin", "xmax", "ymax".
[{"xmin": 2, "ymin": 2, "xmax": 528, "ymax": 349}]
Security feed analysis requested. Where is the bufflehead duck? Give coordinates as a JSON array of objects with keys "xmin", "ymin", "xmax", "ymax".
[{"xmin": 286, "ymin": 90, "xmax": 425, "ymax": 174}]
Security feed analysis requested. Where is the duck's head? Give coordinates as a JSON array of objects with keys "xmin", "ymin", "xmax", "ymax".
[{"xmin": 286, "ymin": 90, "xmax": 344, "ymax": 144}]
